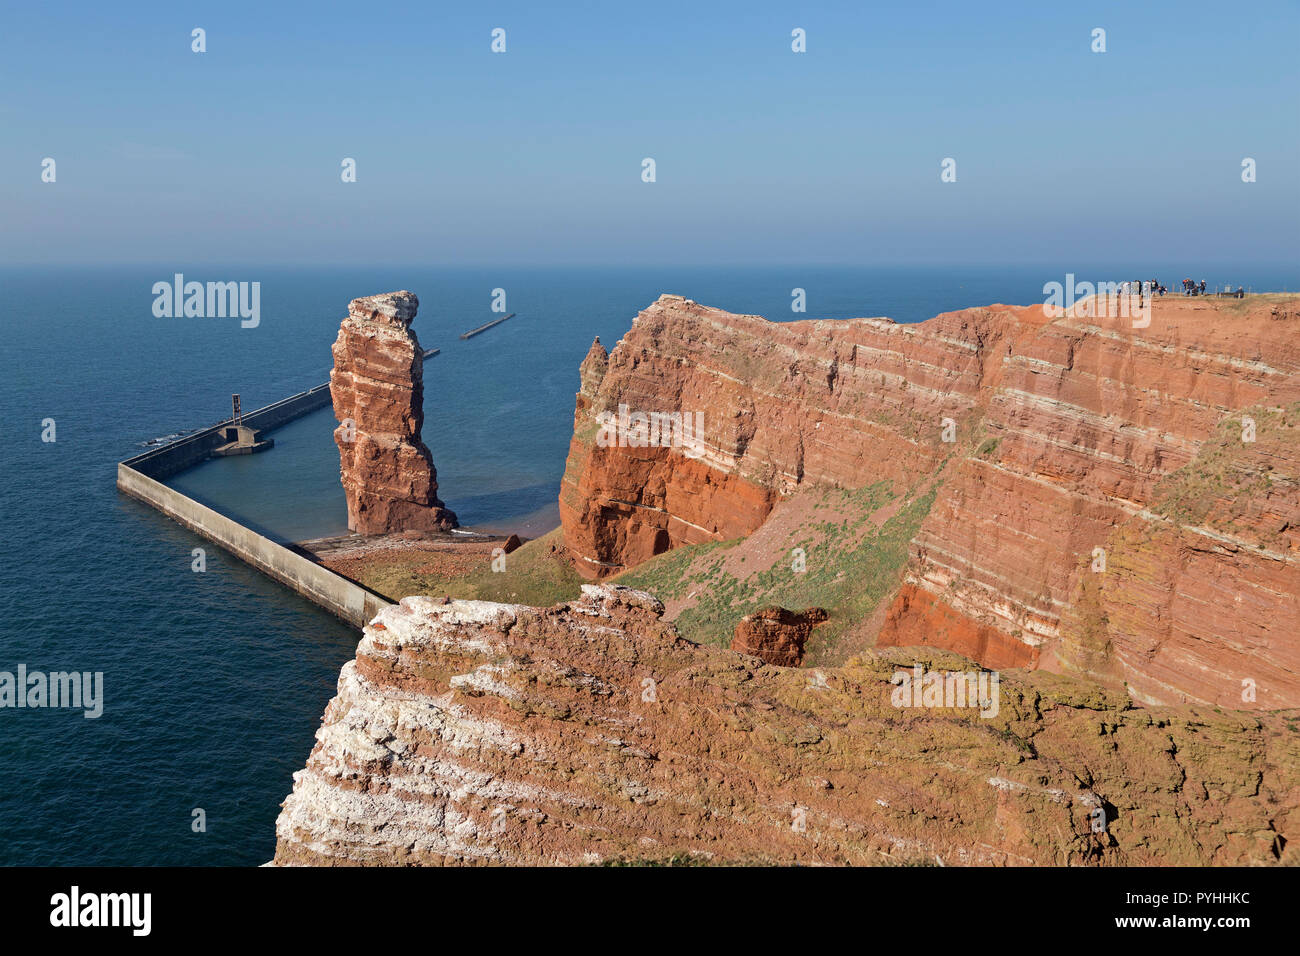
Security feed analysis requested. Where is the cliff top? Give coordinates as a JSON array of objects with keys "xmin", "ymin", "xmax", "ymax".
[
  {"xmin": 347, "ymin": 290, "xmax": 420, "ymax": 327},
  {"xmin": 274, "ymin": 583, "xmax": 1300, "ymax": 866}
]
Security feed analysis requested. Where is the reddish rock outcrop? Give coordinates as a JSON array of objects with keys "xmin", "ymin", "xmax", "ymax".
[
  {"xmin": 731, "ymin": 606, "xmax": 828, "ymax": 666},
  {"xmin": 888, "ymin": 299, "xmax": 1300, "ymax": 708},
  {"xmin": 330, "ymin": 291, "xmax": 457, "ymax": 534},
  {"xmin": 272, "ymin": 586, "xmax": 1300, "ymax": 866},
  {"xmin": 560, "ymin": 299, "xmax": 1024, "ymax": 578},
  {"xmin": 559, "ymin": 294, "xmax": 1300, "ymax": 707}
]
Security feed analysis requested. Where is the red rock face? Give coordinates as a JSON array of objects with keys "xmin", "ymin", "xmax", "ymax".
[
  {"xmin": 330, "ymin": 291, "xmax": 457, "ymax": 534},
  {"xmin": 271, "ymin": 586, "xmax": 1300, "ymax": 866},
  {"xmin": 560, "ymin": 299, "xmax": 1022, "ymax": 577},
  {"xmin": 879, "ymin": 584, "xmax": 1039, "ymax": 670},
  {"xmin": 731, "ymin": 606, "xmax": 828, "ymax": 666},
  {"xmin": 559, "ymin": 294, "xmax": 1300, "ymax": 707},
  {"xmin": 886, "ymin": 301, "xmax": 1300, "ymax": 708}
]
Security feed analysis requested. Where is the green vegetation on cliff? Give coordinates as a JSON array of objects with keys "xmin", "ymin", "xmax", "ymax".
[
  {"xmin": 617, "ymin": 481, "xmax": 939, "ymax": 665},
  {"xmin": 359, "ymin": 528, "xmax": 586, "ymax": 608}
]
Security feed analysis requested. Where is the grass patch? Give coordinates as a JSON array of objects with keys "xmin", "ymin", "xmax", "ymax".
[
  {"xmin": 615, "ymin": 481, "xmax": 939, "ymax": 664},
  {"xmin": 361, "ymin": 528, "xmax": 586, "ymax": 608},
  {"xmin": 1150, "ymin": 402, "xmax": 1297, "ymax": 542},
  {"xmin": 615, "ymin": 538, "xmax": 732, "ymax": 604}
]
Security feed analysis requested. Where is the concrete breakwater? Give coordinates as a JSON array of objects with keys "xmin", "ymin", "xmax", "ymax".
[
  {"xmin": 459, "ymin": 313, "xmax": 515, "ymax": 339},
  {"xmin": 117, "ymin": 383, "xmax": 390, "ymax": 627},
  {"xmin": 117, "ymin": 465, "xmax": 388, "ymax": 626},
  {"xmin": 120, "ymin": 384, "xmax": 332, "ymax": 480}
]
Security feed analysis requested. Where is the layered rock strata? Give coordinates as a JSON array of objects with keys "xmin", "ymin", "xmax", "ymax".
[
  {"xmin": 560, "ymin": 302, "xmax": 1025, "ymax": 577},
  {"xmin": 731, "ymin": 606, "xmax": 828, "ymax": 666},
  {"xmin": 331, "ymin": 291, "xmax": 457, "ymax": 533},
  {"xmin": 559, "ymin": 295, "xmax": 1300, "ymax": 707},
  {"xmin": 273, "ymin": 586, "xmax": 1299, "ymax": 866}
]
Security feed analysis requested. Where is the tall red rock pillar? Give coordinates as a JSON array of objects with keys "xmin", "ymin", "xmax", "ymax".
[{"xmin": 330, "ymin": 291, "xmax": 457, "ymax": 533}]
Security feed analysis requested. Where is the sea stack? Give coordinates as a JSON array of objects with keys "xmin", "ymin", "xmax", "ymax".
[{"xmin": 330, "ymin": 291, "xmax": 457, "ymax": 534}]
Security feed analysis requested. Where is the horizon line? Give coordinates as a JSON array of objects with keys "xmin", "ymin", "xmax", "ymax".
[{"xmin": 4, "ymin": 260, "xmax": 1298, "ymax": 272}]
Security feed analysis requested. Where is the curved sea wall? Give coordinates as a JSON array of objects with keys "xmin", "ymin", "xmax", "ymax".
[{"xmin": 117, "ymin": 464, "xmax": 388, "ymax": 627}]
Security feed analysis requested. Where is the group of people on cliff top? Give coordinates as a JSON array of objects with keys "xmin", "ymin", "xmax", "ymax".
[{"xmin": 1123, "ymin": 278, "xmax": 1245, "ymax": 299}]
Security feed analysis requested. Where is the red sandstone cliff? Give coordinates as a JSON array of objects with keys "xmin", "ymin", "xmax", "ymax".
[
  {"xmin": 560, "ymin": 297, "xmax": 1031, "ymax": 576},
  {"xmin": 559, "ymin": 294, "xmax": 1300, "ymax": 708},
  {"xmin": 272, "ymin": 586, "xmax": 1299, "ymax": 866},
  {"xmin": 272, "ymin": 294, "xmax": 1300, "ymax": 867},
  {"xmin": 331, "ymin": 291, "xmax": 456, "ymax": 534},
  {"xmin": 731, "ymin": 606, "xmax": 828, "ymax": 666}
]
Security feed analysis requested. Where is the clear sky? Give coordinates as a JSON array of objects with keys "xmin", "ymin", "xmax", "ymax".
[{"xmin": 3, "ymin": 0, "xmax": 1297, "ymax": 266}]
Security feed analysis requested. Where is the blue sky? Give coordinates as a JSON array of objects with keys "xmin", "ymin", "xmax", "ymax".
[{"xmin": 3, "ymin": 0, "xmax": 1297, "ymax": 266}]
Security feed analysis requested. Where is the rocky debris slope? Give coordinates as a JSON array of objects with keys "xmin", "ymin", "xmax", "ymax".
[
  {"xmin": 731, "ymin": 606, "xmax": 828, "ymax": 666},
  {"xmin": 330, "ymin": 291, "xmax": 456, "ymax": 533},
  {"xmin": 272, "ymin": 585, "xmax": 1299, "ymax": 866},
  {"xmin": 559, "ymin": 295, "xmax": 1300, "ymax": 707}
]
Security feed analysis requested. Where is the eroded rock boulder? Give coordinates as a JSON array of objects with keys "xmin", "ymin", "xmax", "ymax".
[{"xmin": 731, "ymin": 606, "xmax": 828, "ymax": 666}]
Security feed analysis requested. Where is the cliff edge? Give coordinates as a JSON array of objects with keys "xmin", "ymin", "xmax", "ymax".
[
  {"xmin": 559, "ymin": 294, "xmax": 1300, "ymax": 707},
  {"xmin": 272, "ymin": 585, "xmax": 1299, "ymax": 866}
]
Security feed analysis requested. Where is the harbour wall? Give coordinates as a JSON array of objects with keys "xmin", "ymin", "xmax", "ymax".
[
  {"xmin": 122, "ymin": 384, "xmax": 332, "ymax": 480},
  {"xmin": 117, "ymin": 381, "xmax": 390, "ymax": 627},
  {"xmin": 117, "ymin": 463, "xmax": 389, "ymax": 627}
]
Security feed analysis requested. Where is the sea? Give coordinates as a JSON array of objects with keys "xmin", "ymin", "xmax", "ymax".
[{"xmin": 0, "ymin": 263, "xmax": 1294, "ymax": 865}]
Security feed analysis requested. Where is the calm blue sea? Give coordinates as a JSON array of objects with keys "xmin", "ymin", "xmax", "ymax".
[{"xmin": 0, "ymin": 263, "xmax": 1294, "ymax": 865}]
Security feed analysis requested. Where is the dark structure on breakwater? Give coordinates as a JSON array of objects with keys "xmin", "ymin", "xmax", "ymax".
[
  {"xmin": 120, "ymin": 384, "xmax": 332, "ymax": 480},
  {"xmin": 117, "ymin": 383, "xmax": 383, "ymax": 625}
]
